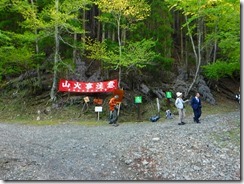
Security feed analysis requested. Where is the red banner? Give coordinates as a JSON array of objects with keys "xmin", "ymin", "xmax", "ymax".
[{"xmin": 58, "ymin": 79, "xmax": 118, "ymax": 93}]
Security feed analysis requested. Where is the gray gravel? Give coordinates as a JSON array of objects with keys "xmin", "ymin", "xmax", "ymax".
[{"xmin": 0, "ymin": 111, "xmax": 240, "ymax": 180}]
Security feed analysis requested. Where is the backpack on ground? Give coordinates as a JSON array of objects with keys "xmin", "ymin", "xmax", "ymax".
[
  {"xmin": 165, "ymin": 109, "xmax": 173, "ymax": 119},
  {"xmin": 150, "ymin": 115, "xmax": 160, "ymax": 122}
]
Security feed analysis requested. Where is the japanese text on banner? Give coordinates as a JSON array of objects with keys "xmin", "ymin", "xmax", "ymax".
[{"xmin": 58, "ymin": 79, "xmax": 118, "ymax": 93}]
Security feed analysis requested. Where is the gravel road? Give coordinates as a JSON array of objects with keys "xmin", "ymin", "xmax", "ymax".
[{"xmin": 0, "ymin": 111, "xmax": 240, "ymax": 180}]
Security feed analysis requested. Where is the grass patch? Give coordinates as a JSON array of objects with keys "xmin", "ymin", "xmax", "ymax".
[
  {"xmin": 0, "ymin": 89, "xmax": 239, "ymax": 126},
  {"xmin": 209, "ymin": 120, "xmax": 240, "ymax": 148}
]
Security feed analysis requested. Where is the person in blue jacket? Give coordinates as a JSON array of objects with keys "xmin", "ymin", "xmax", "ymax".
[{"xmin": 191, "ymin": 92, "xmax": 202, "ymax": 123}]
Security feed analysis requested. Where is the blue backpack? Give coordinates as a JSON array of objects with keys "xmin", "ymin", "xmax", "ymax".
[{"xmin": 150, "ymin": 115, "xmax": 160, "ymax": 122}]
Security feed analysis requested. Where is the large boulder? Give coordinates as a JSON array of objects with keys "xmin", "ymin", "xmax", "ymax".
[
  {"xmin": 197, "ymin": 77, "xmax": 215, "ymax": 105},
  {"xmin": 173, "ymin": 79, "xmax": 188, "ymax": 97},
  {"xmin": 172, "ymin": 75, "xmax": 216, "ymax": 105},
  {"xmin": 140, "ymin": 83, "xmax": 150, "ymax": 95},
  {"xmin": 72, "ymin": 59, "xmax": 88, "ymax": 81}
]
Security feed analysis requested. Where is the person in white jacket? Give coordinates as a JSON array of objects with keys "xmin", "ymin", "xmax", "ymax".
[{"xmin": 175, "ymin": 92, "xmax": 189, "ymax": 125}]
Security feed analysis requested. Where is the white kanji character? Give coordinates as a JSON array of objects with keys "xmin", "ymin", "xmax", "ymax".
[
  {"xmin": 62, "ymin": 80, "xmax": 71, "ymax": 88},
  {"xmin": 85, "ymin": 83, "xmax": 93, "ymax": 90},
  {"xmin": 96, "ymin": 82, "xmax": 104, "ymax": 90},
  {"xmin": 107, "ymin": 81, "xmax": 115, "ymax": 89},
  {"xmin": 74, "ymin": 82, "xmax": 81, "ymax": 89}
]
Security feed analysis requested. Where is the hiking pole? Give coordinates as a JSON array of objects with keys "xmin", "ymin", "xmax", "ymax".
[{"xmin": 117, "ymin": 102, "xmax": 121, "ymax": 116}]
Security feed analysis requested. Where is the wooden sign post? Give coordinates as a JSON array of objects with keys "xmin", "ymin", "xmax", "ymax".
[
  {"xmin": 135, "ymin": 96, "xmax": 142, "ymax": 121},
  {"xmin": 166, "ymin": 91, "xmax": 172, "ymax": 108},
  {"xmin": 156, "ymin": 98, "xmax": 160, "ymax": 114},
  {"xmin": 95, "ymin": 106, "xmax": 103, "ymax": 121}
]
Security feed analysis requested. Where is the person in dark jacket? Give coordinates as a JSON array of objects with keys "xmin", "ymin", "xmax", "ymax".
[{"xmin": 191, "ymin": 92, "xmax": 202, "ymax": 123}]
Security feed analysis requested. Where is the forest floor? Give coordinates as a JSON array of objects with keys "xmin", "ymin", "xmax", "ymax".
[
  {"xmin": 0, "ymin": 75, "xmax": 240, "ymax": 125},
  {"xmin": 0, "ymin": 89, "xmax": 240, "ymax": 126}
]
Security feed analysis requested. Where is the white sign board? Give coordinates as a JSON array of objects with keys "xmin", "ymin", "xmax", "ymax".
[{"xmin": 95, "ymin": 106, "xmax": 103, "ymax": 112}]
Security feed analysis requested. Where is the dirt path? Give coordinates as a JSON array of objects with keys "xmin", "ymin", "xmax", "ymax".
[{"xmin": 0, "ymin": 110, "xmax": 240, "ymax": 180}]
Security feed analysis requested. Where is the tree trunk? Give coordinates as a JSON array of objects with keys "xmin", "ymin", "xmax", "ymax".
[
  {"xmin": 117, "ymin": 15, "xmax": 122, "ymax": 88},
  {"xmin": 185, "ymin": 15, "xmax": 202, "ymax": 97},
  {"xmin": 73, "ymin": 33, "xmax": 77, "ymax": 64},
  {"xmin": 102, "ymin": 23, "xmax": 105, "ymax": 41},
  {"xmin": 180, "ymin": 19, "xmax": 184, "ymax": 63},
  {"xmin": 91, "ymin": 6, "xmax": 96, "ymax": 37},
  {"xmin": 185, "ymin": 35, "xmax": 188, "ymax": 70},
  {"xmin": 30, "ymin": 0, "xmax": 42, "ymax": 89},
  {"xmin": 97, "ymin": 9, "xmax": 101, "ymax": 40},
  {"xmin": 213, "ymin": 24, "xmax": 218, "ymax": 63},
  {"xmin": 112, "ymin": 29, "xmax": 115, "ymax": 42},
  {"xmin": 30, "ymin": 0, "xmax": 39, "ymax": 54},
  {"xmin": 121, "ymin": 28, "xmax": 126, "ymax": 45},
  {"xmin": 81, "ymin": 8, "xmax": 86, "ymax": 55},
  {"xmin": 108, "ymin": 29, "xmax": 111, "ymax": 39},
  {"xmin": 50, "ymin": 0, "xmax": 60, "ymax": 102}
]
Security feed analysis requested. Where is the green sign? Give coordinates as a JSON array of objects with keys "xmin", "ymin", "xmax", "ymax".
[
  {"xmin": 135, "ymin": 96, "xmax": 142, "ymax": 103},
  {"xmin": 166, "ymin": 91, "xmax": 172, "ymax": 99}
]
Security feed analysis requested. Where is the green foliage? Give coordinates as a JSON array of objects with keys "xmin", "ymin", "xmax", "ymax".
[
  {"xmin": 165, "ymin": 0, "xmax": 240, "ymax": 81},
  {"xmin": 56, "ymin": 58, "xmax": 75, "ymax": 74},
  {"xmin": 84, "ymin": 38, "xmax": 109, "ymax": 61},
  {"xmin": 130, "ymin": 0, "xmax": 173, "ymax": 70},
  {"xmin": 202, "ymin": 60, "xmax": 240, "ymax": 80},
  {"xmin": 205, "ymin": 0, "xmax": 240, "ymax": 80},
  {"xmin": 85, "ymin": 38, "xmax": 159, "ymax": 70},
  {"xmin": 0, "ymin": 30, "xmax": 11, "ymax": 44},
  {"xmin": 0, "ymin": 46, "xmax": 36, "ymax": 78},
  {"xmin": 153, "ymin": 55, "xmax": 174, "ymax": 70},
  {"xmin": 120, "ymin": 39, "xmax": 159, "ymax": 68},
  {"xmin": 95, "ymin": 0, "xmax": 150, "ymax": 21},
  {"xmin": 0, "ymin": 30, "xmax": 43, "ymax": 81},
  {"xmin": 0, "ymin": 0, "xmax": 240, "ymax": 85},
  {"xmin": 0, "ymin": 0, "xmax": 10, "ymax": 10},
  {"xmin": 218, "ymin": 31, "xmax": 240, "ymax": 62}
]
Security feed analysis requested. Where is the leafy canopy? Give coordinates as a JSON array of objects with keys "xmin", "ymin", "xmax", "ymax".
[
  {"xmin": 85, "ymin": 38, "xmax": 159, "ymax": 69},
  {"xmin": 95, "ymin": 0, "xmax": 150, "ymax": 21}
]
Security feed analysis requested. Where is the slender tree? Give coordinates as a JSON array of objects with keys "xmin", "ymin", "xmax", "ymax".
[
  {"xmin": 39, "ymin": 0, "xmax": 92, "ymax": 102},
  {"xmin": 165, "ymin": 0, "xmax": 240, "ymax": 94},
  {"xmin": 94, "ymin": 0, "xmax": 150, "ymax": 87}
]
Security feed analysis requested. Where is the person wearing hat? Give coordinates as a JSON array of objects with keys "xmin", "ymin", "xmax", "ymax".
[
  {"xmin": 191, "ymin": 92, "xmax": 202, "ymax": 123},
  {"xmin": 109, "ymin": 95, "xmax": 119, "ymax": 126},
  {"xmin": 175, "ymin": 92, "xmax": 189, "ymax": 125}
]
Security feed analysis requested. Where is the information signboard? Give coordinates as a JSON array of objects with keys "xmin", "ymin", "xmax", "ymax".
[
  {"xmin": 166, "ymin": 91, "xmax": 172, "ymax": 99},
  {"xmin": 95, "ymin": 106, "xmax": 103, "ymax": 112},
  {"xmin": 135, "ymin": 96, "xmax": 142, "ymax": 104}
]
